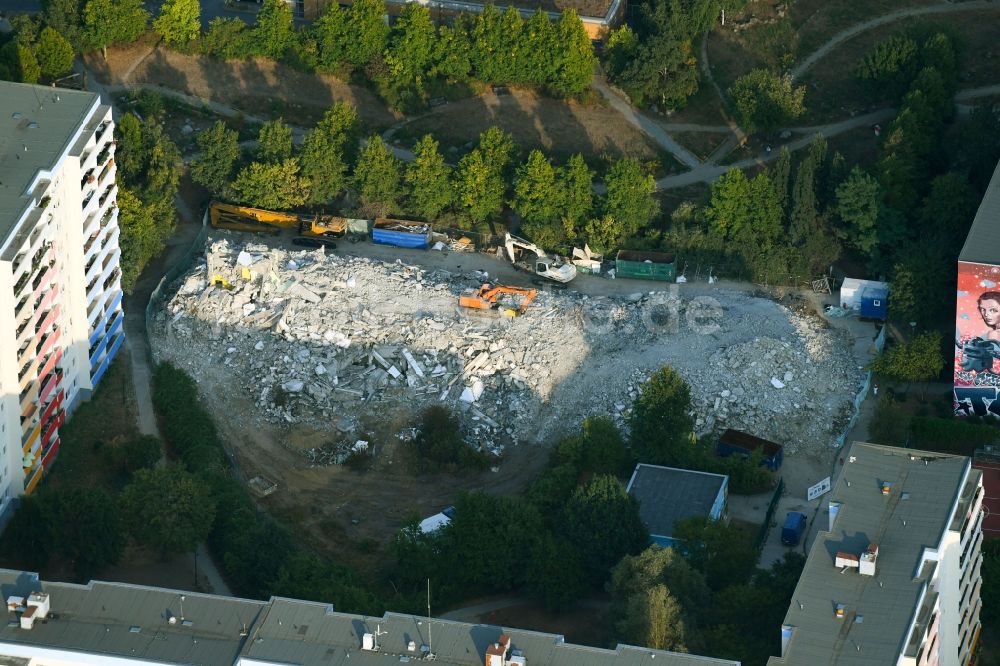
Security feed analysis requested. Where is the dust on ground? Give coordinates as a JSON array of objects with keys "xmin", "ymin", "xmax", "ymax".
[
  {"xmin": 87, "ymin": 41, "xmax": 399, "ymax": 130},
  {"xmin": 389, "ymin": 88, "xmax": 664, "ymax": 164},
  {"xmin": 148, "ymin": 232, "xmax": 867, "ymax": 569}
]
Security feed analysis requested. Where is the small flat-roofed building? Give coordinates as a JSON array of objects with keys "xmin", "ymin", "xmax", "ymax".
[{"xmin": 626, "ymin": 463, "xmax": 729, "ymax": 547}]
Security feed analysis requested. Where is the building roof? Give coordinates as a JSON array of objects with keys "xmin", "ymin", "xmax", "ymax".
[
  {"xmin": 0, "ymin": 569, "xmax": 740, "ymax": 666},
  {"xmin": 767, "ymin": 442, "xmax": 973, "ymax": 666},
  {"xmin": 0, "ymin": 82, "xmax": 100, "ymax": 248},
  {"xmin": 960, "ymin": 160, "xmax": 1000, "ymax": 265},
  {"xmin": 626, "ymin": 464, "xmax": 728, "ymax": 540}
]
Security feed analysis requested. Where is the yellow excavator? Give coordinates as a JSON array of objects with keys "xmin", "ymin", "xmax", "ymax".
[{"xmin": 459, "ymin": 284, "xmax": 538, "ymax": 316}]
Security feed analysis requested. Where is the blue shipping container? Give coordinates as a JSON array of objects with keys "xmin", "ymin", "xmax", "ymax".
[
  {"xmin": 372, "ymin": 228, "xmax": 430, "ymax": 249},
  {"xmin": 859, "ymin": 286, "xmax": 888, "ymax": 320}
]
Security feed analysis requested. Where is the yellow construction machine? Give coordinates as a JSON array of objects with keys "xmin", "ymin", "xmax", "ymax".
[
  {"xmin": 209, "ymin": 201, "xmax": 299, "ymax": 233},
  {"xmin": 301, "ymin": 214, "xmax": 347, "ymax": 238},
  {"xmin": 459, "ymin": 284, "xmax": 538, "ymax": 316}
]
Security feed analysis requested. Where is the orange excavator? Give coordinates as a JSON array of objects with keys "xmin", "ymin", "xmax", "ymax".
[{"xmin": 459, "ymin": 284, "xmax": 538, "ymax": 316}]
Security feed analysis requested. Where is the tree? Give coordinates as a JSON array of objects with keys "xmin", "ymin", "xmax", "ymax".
[
  {"xmin": 412, "ymin": 406, "xmax": 488, "ymax": 471},
  {"xmin": 229, "ymin": 160, "xmax": 310, "ymax": 210},
  {"xmin": 432, "ymin": 21, "xmax": 473, "ymax": 82},
  {"xmin": 869, "ymin": 331, "xmax": 945, "ymax": 384},
  {"xmin": 548, "ymin": 10, "xmax": 595, "ymax": 96},
  {"xmin": 560, "ymin": 475, "xmax": 648, "ymax": 581},
  {"xmin": 405, "ymin": 135, "xmax": 453, "ymax": 220},
  {"xmin": 345, "ymin": 0, "xmax": 389, "ymax": 67},
  {"xmin": 855, "ymin": 35, "xmax": 919, "ymax": 101},
  {"xmin": 454, "ymin": 127, "xmax": 516, "ymax": 227},
  {"xmin": 618, "ymin": 14, "xmax": 698, "ymax": 108},
  {"xmin": 257, "ymin": 118, "xmax": 294, "ymax": 163},
  {"xmin": 611, "ymin": 545, "xmax": 710, "ymax": 614},
  {"xmin": 630, "ymin": 366, "xmax": 694, "ymax": 465},
  {"xmin": 729, "ymin": 69, "xmax": 805, "ymax": 135},
  {"xmin": 153, "ymin": 0, "xmax": 199, "ymax": 46},
  {"xmin": 252, "ymin": 0, "xmax": 294, "ymax": 59},
  {"xmin": 526, "ymin": 533, "xmax": 586, "ymax": 611},
  {"xmin": 620, "ymin": 584, "xmax": 691, "ymax": 651},
  {"xmin": 190, "ymin": 120, "xmax": 240, "ymax": 196},
  {"xmin": 120, "ymin": 465, "xmax": 216, "ymax": 556},
  {"xmin": 554, "ymin": 417, "xmax": 631, "ymax": 478},
  {"xmin": 353, "ymin": 136, "xmax": 402, "ymax": 217},
  {"xmin": 312, "ymin": 3, "xmax": 350, "ymax": 72},
  {"xmin": 384, "ymin": 4, "xmax": 435, "ymax": 89},
  {"xmin": 471, "ymin": 5, "xmax": 521, "ymax": 83},
  {"xmin": 705, "ymin": 168, "xmax": 751, "ymax": 238},
  {"xmin": 42, "ymin": 0, "xmax": 85, "ymax": 50},
  {"xmin": 52, "ymin": 488, "xmax": 123, "ymax": 579},
  {"xmin": 0, "ymin": 42, "xmax": 41, "ymax": 84},
  {"xmin": 835, "ymin": 166, "xmax": 882, "ymax": 255},
  {"xmin": 673, "ymin": 516, "xmax": 756, "ymax": 591},
  {"xmin": 559, "ymin": 154, "xmax": 594, "ymax": 231},
  {"xmin": 35, "ymin": 27, "xmax": 75, "ymax": 80},
  {"xmin": 82, "ymin": 0, "xmax": 149, "ymax": 59},
  {"xmin": 118, "ymin": 187, "xmax": 162, "ymax": 290},
  {"xmin": 919, "ymin": 172, "xmax": 978, "ymax": 252},
  {"xmin": 202, "ymin": 17, "xmax": 252, "ymax": 60},
  {"xmin": 512, "ymin": 150, "xmax": 561, "ymax": 231},
  {"xmin": 582, "ymin": 214, "xmax": 626, "ymax": 255},
  {"xmin": 888, "ymin": 263, "xmax": 918, "ymax": 324},
  {"xmin": 603, "ymin": 158, "xmax": 659, "ymax": 240},
  {"xmin": 301, "ymin": 103, "xmax": 359, "ymax": 205}
]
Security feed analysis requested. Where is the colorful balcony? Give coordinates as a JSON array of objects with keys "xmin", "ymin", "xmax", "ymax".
[
  {"xmin": 21, "ymin": 423, "xmax": 40, "ymax": 454},
  {"xmin": 38, "ymin": 369, "xmax": 62, "ymax": 405},
  {"xmin": 41, "ymin": 437, "xmax": 60, "ymax": 471},
  {"xmin": 36, "ymin": 328, "xmax": 60, "ymax": 365},
  {"xmin": 40, "ymin": 390, "xmax": 63, "ymax": 428},
  {"xmin": 24, "ymin": 465, "xmax": 44, "ymax": 495},
  {"xmin": 92, "ymin": 331, "xmax": 124, "ymax": 388},
  {"xmin": 38, "ymin": 348, "xmax": 63, "ymax": 383}
]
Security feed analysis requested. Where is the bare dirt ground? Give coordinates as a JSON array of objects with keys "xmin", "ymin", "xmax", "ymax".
[
  {"xmin": 672, "ymin": 131, "xmax": 733, "ymax": 162},
  {"xmin": 388, "ymin": 88, "xmax": 664, "ymax": 164},
  {"xmin": 791, "ymin": 0, "xmax": 941, "ymax": 56},
  {"xmin": 86, "ymin": 40, "xmax": 399, "ymax": 130}
]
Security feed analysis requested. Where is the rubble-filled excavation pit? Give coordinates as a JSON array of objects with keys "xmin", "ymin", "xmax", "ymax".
[{"xmin": 150, "ymin": 237, "xmax": 864, "ymax": 558}]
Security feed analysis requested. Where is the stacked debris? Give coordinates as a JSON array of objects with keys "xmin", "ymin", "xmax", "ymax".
[{"xmin": 151, "ymin": 238, "xmax": 865, "ymax": 458}]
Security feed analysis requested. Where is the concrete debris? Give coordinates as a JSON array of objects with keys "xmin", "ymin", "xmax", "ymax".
[{"xmin": 151, "ymin": 238, "xmax": 864, "ymax": 458}]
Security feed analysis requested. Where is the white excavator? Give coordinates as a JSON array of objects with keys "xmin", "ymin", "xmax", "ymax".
[{"xmin": 502, "ymin": 233, "xmax": 577, "ymax": 284}]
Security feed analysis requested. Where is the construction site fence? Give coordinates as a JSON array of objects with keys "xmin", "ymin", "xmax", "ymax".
[
  {"xmin": 143, "ymin": 208, "xmax": 210, "ymax": 363},
  {"xmin": 831, "ymin": 326, "xmax": 887, "ymax": 450},
  {"xmin": 754, "ymin": 477, "xmax": 785, "ymax": 552}
]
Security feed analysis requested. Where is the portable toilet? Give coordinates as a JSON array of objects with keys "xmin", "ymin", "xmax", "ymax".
[{"xmin": 859, "ymin": 285, "xmax": 889, "ymax": 320}]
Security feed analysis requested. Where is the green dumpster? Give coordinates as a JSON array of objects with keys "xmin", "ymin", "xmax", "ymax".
[{"xmin": 615, "ymin": 250, "xmax": 676, "ymax": 281}]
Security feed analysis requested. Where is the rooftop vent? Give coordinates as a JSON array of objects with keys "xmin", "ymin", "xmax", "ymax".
[
  {"xmin": 859, "ymin": 544, "xmax": 878, "ymax": 576},
  {"xmin": 129, "ymin": 626, "xmax": 141, "ymax": 634},
  {"xmin": 881, "ymin": 482, "xmax": 892, "ymax": 495},
  {"xmin": 11, "ymin": 112, "xmax": 21, "ymax": 120},
  {"xmin": 835, "ymin": 604, "xmax": 846, "ymax": 619},
  {"xmin": 27, "ymin": 123, "xmax": 38, "ymax": 130}
]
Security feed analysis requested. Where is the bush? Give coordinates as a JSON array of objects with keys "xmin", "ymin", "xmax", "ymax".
[
  {"xmin": 202, "ymin": 17, "xmax": 253, "ymax": 59},
  {"xmin": 909, "ymin": 416, "xmax": 999, "ymax": 455},
  {"xmin": 412, "ymin": 405, "xmax": 490, "ymax": 471},
  {"xmin": 103, "ymin": 434, "xmax": 162, "ymax": 474}
]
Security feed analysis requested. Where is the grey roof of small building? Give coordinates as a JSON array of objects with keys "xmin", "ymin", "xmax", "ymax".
[
  {"xmin": 626, "ymin": 464, "xmax": 728, "ymax": 540},
  {"xmin": 960, "ymin": 159, "xmax": 1000, "ymax": 265},
  {"xmin": 767, "ymin": 442, "xmax": 972, "ymax": 666},
  {"xmin": 0, "ymin": 82, "xmax": 100, "ymax": 247},
  {"xmin": 0, "ymin": 570, "xmax": 739, "ymax": 666}
]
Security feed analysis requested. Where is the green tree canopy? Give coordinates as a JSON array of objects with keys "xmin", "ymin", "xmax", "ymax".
[
  {"xmin": 229, "ymin": 159, "xmax": 310, "ymax": 210},
  {"xmin": 42, "ymin": 0, "xmax": 86, "ymax": 50},
  {"xmin": 405, "ymin": 134, "xmax": 453, "ymax": 221},
  {"xmin": 153, "ymin": 0, "xmax": 200, "ymax": 46},
  {"xmin": 82, "ymin": 0, "xmax": 149, "ymax": 59},
  {"xmin": 559, "ymin": 153, "xmax": 594, "ymax": 230},
  {"xmin": 0, "ymin": 42, "xmax": 41, "ymax": 84},
  {"xmin": 257, "ymin": 118, "xmax": 294, "ymax": 163},
  {"xmin": 345, "ymin": 0, "xmax": 389, "ymax": 67},
  {"xmin": 526, "ymin": 533, "xmax": 587, "ymax": 611},
  {"xmin": 35, "ymin": 27, "xmax": 75, "ymax": 80},
  {"xmin": 673, "ymin": 515, "xmax": 756, "ymax": 591},
  {"xmin": 869, "ymin": 330, "xmax": 944, "ymax": 384},
  {"xmin": 353, "ymin": 136, "xmax": 403, "ymax": 217},
  {"xmin": 603, "ymin": 157, "xmax": 660, "ymax": 241},
  {"xmin": 512, "ymin": 150, "xmax": 561, "ymax": 231},
  {"xmin": 554, "ymin": 417, "xmax": 632, "ymax": 478},
  {"xmin": 560, "ymin": 474, "xmax": 649, "ymax": 582},
  {"xmin": 190, "ymin": 120, "xmax": 241, "ymax": 196},
  {"xmin": 120, "ymin": 465, "xmax": 216, "ymax": 556},
  {"xmin": 548, "ymin": 9, "xmax": 595, "ymax": 96},
  {"xmin": 454, "ymin": 127, "xmax": 516, "ymax": 227},
  {"xmin": 301, "ymin": 103, "xmax": 359, "ymax": 205},
  {"xmin": 835, "ymin": 166, "xmax": 882, "ymax": 255},
  {"xmin": 630, "ymin": 366, "xmax": 694, "ymax": 465},
  {"xmin": 729, "ymin": 69, "xmax": 806, "ymax": 135},
  {"xmin": 52, "ymin": 488, "xmax": 124, "ymax": 579},
  {"xmin": 252, "ymin": 0, "xmax": 295, "ymax": 59}
]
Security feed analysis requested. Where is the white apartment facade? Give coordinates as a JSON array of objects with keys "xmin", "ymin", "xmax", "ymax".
[
  {"xmin": 0, "ymin": 82, "xmax": 123, "ymax": 522},
  {"xmin": 769, "ymin": 442, "xmax": 983, "ymax": 666}
]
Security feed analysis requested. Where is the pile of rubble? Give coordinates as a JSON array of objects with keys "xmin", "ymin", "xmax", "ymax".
[{"xmin": 150, "ymin": 238, "xmax": 865, "ymax": 458}]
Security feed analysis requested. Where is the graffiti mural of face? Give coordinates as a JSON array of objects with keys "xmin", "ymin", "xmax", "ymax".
[{"xmin": 980, "ymin": 298, "xmax": 1000, "ymax": 329}]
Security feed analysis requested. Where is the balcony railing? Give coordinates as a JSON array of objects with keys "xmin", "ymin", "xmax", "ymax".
[
  {"xmin": 80, "ymin": 169, "xmax": 96, "ymax": 190},
  {"xmin": 82, "ymin": 190, "xmax": 95, "ymax": 210},
  {"xmin": 98, "ymin": 158, "xmax": 114, "ymax": 185},
  {"xmin": 98, "ymin": 185, "xmax": 113, "ymax": 208},
  {"xmin": 96, "ymin": 143, "xmax": 112, "ymax": 165},
  {"xmin": 95, "ymin": 121, "xmax": 109, "ymax": 143}
]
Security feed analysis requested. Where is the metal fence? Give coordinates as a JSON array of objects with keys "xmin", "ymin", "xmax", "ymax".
[
  {"xmin": 143, "ymin": 208, "xmax": 209, "ymax": 363},
  {"xmin": 832, "ymin": 326, "xmax": 887, "ymax": 450},
  {"xmin": 754, "ymin": 477, "xmax": 785, "ymax": 552}
]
